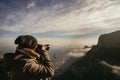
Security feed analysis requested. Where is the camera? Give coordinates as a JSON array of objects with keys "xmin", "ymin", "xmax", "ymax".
[{"xmin": 36, "ymin": 44, "xmax": 50, "ymax": 51}]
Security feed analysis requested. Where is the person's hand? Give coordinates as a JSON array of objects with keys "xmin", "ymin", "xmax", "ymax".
[{"xmin": 41, "ymin": 45, "xmax": 46, "ymax": 51}]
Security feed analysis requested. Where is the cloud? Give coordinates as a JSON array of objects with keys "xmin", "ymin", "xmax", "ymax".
[
  {"xmin": 65, "ymin": 48, "xmax": 90, "ymax": 58},
  {"xmin": 0, "ymin": 0, "xmax": 120, "ymax": 44},
  {"xmin": 27, "ymin": 2, "xmax": 35, "ymax": 8}
]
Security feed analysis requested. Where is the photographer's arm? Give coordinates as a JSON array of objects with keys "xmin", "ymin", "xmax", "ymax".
[
  {"xmin": 22, "ymin": 50, "xmax": 54, "ymax": 78},
  {"xmin": 37, "ymin": 50, "xmax": 54, "ymax": 76}
]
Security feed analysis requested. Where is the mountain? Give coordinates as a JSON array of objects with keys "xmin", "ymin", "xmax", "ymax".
[{"xmin": 53, "ymin": 30, "xmax": 120, "ymax": 80}]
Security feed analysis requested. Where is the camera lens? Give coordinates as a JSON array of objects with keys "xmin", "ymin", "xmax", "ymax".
[{"xmin": 45, "ymin": 44, "xmax": 50, "ymax": 50}]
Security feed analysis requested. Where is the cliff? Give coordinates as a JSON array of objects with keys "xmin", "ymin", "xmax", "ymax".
[
  {"xmin": 98, "ymin": 30, "xmax": 120, "ymax": 48},
  {"xmin": 54, "ymin": 30, "xmax": 120, "ymax": 80}
]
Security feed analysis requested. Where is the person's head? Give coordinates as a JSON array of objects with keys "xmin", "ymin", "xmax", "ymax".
[{"xmin": 15, "ymin": 35, "xmax": 38, "ymax": 49}]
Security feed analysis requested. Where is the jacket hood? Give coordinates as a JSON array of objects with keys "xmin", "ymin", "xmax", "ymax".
[
  {"xmin": 14, "ymin": 48, "xmax": 40, "ymax": 60},
  {"xmin": 3, "ymin": 48, "xmax": 40, "ymax": 73},
  {"xmin": 3, "ymin": 48, "xmax": 39, "ymax": 62}
]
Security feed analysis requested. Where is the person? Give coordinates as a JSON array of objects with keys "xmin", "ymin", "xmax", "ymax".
[{"xmin": 2, "ymin": 35, "xmax": 54, "ymax": 80}]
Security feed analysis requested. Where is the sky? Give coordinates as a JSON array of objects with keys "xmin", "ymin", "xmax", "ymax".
[{"xmin": 0, "ymin": 0, "xmax": 120, "ymax": 53}]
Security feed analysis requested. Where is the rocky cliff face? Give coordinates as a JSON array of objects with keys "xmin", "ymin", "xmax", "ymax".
[
  {"xmin": 98, "ymin": 30, "xmax": 120, "ymax": 48},
  {"xmin": 54, "ymin": 30, "xmax": 120, "ymax": 80}
]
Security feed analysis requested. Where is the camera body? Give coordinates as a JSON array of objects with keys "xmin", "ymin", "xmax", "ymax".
[{"xmin": 36, "ymin": 44, "xmax": 50, "ymax": 51}]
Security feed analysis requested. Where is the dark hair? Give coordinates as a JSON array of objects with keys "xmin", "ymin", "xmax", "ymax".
[{"xmin": 15, "ymin": 35, "xmax": 38, "ymax": 49}]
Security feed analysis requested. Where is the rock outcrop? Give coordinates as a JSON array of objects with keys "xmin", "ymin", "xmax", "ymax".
[{"xmin": 98, "ymin": 30, "xmax": 120, "ymax": 48}]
